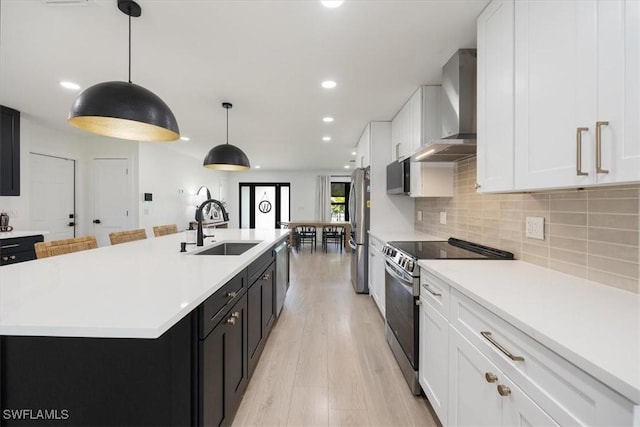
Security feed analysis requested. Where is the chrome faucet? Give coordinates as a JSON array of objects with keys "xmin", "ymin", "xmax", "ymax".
[{"xmin": 196, "ymin": 199, "xmax": 229, "ymax": 246}]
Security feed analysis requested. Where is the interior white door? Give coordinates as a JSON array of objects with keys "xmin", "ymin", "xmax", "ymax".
[
  {"xmin": 93, "ymin": 158, "xmax": 130, "ymax": 247},
  {"xmin": 29, "ymin": 153, "xmax": 75, "ymax": 241}
]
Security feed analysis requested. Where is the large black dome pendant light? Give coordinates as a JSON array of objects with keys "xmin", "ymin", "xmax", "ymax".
[
  {"xmin": 68, "ymin": 0, "xmax": 179, "ymax": 142},
  {"xmin": 203, "ymin": 102, "xmax": 250, "ymax": 171}
]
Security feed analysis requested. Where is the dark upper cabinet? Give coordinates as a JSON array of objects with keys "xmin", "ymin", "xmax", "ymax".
[{"xmin": 0, "ymin": 105, "xmax": 20, "ymax": 196}]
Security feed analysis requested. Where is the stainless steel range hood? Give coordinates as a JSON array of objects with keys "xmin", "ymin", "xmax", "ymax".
[{"xmin": 413, "ymin": 49, "xmax": 477, "ymax": 162}]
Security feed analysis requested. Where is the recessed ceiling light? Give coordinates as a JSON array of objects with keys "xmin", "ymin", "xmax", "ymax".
[
  {"xmin": 60, "ymin": 81, "xmax": 80, "ymax": 90},
  {"xmin": 344, "ymin": 165, "xmax": 350, "ymax": 169},
  {"xmin": 351, "ymin": 151, "xmax": 356, "ymax": 155},
  {"xmin": 321, "ymin": 80, "xmax": 337, "ymax": 89},
  {"xmin": 323, "ymin": 117, "xmax": 334, "ymax": 123},
  {"xmin": 180, "ymin": 136, "xmax": 190, "ymax": 141},
  {"xmin": 322, "ymin": 136, "xmax": 332, "ymax": 142},
  {"xmin": 321, "ymin": 0, "xmax": 344, "ymax": 8},
  {"xmin": 255, "ymin": 165, "xmax": 261, "ymax": 169}
]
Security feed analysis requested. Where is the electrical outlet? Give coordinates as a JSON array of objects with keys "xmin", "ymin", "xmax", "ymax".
[
  {"xmin": 526, "ymin": 216, "xmax": 545, "ymax": 240},
  {"xmin": 417, "ymin": 210, "xmax": 423, "ymax": 222},
  {"xmin": 440, "ymin": 211, "xmax": 447, "ymax": 225}
]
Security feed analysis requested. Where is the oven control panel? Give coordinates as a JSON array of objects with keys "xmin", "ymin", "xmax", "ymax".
[{"xmin": 383, "ymin": 244, "xmax": 416, "ymax": 273}]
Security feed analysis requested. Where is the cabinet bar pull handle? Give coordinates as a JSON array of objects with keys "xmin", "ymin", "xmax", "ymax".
[
  {"xmin": 261, "ymin": 273, "xmax": 270, "ymax": 281},
  {"xmin": 480, "ymin": 331, "xmax": 525, "ymax": 361},
  {"xmin": 497, "ymin": 384, "xmax": 511, "ymax": 396},
  {"xmin": 596, "ymin": 121, "xmax": 609, "ymax": 174},
  {"xmin": 1, "ymin": 244, "xmax": 20, "ymax": 249},
  {"xmin": 226, "ymin": 317, "xmax": 236, "ymax": 325},
  {"xmin": 422, "ymin": 283, "xmax": 442, "ymax": 297},
  {"xmin": 226, "ymin": 291, "xmax": 237, "ymax": 298},
  {"xmin": 485, "ymin": 372, "xmax": 498, "ymax": 383},
  {"xmin": 576, "ymin": 127, "xmax": 589, "ymax": 176}
]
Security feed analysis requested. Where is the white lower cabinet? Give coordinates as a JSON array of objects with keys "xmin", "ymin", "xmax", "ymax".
[
  {"xmin": 448, "ymin": 326, "xmax": 557, "ymax": 427},
  {"xmin": 368, "ymin": 236, "xmax": 385, "ymax": 317},
  {"xmin": 418, "ymin": 268, "xmax": 636, "ymax": 426},
  {"xmin": 419, "ymin": 295, "xmax": 449, "ymax": 424}
]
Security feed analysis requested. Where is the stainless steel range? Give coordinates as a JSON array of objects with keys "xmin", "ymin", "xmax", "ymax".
[{"xmin": 383, "ymin": 238, "xmax": 514, "ymax": 395}]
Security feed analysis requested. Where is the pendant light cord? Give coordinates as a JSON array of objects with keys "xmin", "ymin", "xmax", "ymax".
[
  {"xmin": 226, "ymin": 107, "xmax": 229, "ymax": 144},
  {"xmin": 128, "ymin": 12, "xmax": 132, "ymax": 83}
]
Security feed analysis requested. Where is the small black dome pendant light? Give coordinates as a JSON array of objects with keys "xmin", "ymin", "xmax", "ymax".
[
  {"xmin": 203, "ymin": 102, "xmax": 250, "ymax": 171},
  {"xmin": 68, "ymin": 0, "xmax": 179, "ymax": 142}
]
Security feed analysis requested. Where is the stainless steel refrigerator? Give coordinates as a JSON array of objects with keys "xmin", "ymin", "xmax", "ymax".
[{"xmin": 348, "ymin": 167, "xmax": 370, "ymax": 294}]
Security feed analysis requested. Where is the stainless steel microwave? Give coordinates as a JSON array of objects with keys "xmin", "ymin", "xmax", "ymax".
[{"xmin": 386, "ymin": 158, "xmax": 410, "ymax": 195}]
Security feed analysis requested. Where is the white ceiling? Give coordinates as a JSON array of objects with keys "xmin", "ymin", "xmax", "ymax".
[{"xmin": 0, "ymin": 0, "xmax": 488, "ymax": 171}]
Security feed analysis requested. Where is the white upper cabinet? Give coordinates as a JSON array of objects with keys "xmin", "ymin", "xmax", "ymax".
[
  {"xmin": 478, "ymin": 0, "xmax": 640, "ymax": 192},
  {"xmin": 514, "ymin": 0, "xmax": 597, "ymax": 190},
  {"xmin": 356, "ymin": 123, "xmax": 371, "ymax": 168},
  {"xmin": 391, "ymin": 86, "xmax": 442, "ymax": 161},
  {"xmin": 477, "ymin": 0, "xmax": 515, "ymax": 193},
  {"xmin": 596, "ymin": 1, "xmax": 640, "ymax": 185}
]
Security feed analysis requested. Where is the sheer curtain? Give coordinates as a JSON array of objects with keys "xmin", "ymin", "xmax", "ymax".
[{"xmin": 316, "ymin": 175, "xmax": 331, "ymax": 222}]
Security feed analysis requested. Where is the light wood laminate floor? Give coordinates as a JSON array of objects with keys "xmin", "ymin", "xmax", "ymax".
[{"xmin": 232, "ymin": 247, "xmax": 439, "ymax": 427}]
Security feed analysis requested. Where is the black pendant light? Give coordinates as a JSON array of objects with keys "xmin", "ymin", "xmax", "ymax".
[
  {"xmin": 68, "ymin": 0, "xmax": 179, "ymax": 142},
  {"xmin": 203, "ymin": 102, "xmax": 250, "ymax": 171}
]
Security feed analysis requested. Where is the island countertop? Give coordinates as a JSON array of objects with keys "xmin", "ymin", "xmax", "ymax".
[{"xmin": 0, "ymin": 229, "xmax": 289, "ymax": 339}]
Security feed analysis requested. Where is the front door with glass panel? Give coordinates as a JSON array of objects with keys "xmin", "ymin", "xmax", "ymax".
[{"xmin": 239, "ymin": 183, "xmax": 290, "ymax": 229}]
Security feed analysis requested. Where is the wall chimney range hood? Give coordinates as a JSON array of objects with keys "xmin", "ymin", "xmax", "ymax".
[{"xmin": 413, "ymin": 49, "xmax": 477, "ymax": 162}]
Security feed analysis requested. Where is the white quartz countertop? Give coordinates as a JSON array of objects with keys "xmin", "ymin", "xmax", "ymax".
[
  {"xmin": 418, "ymin": 259, "xmax": 640, "ymax": 405},
  {"xmin": 0, "ymin": 231, "xmax": 48, "ymax": 239},
  {"xmin": 368, "ymin": 230, "xmax": 444, "ymax": 243},
  {"xmin": 0, "ymin": 229, "xmax": 289, "ymax": 339}
]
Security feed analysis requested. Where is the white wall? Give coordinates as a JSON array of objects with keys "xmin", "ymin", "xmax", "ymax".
[
  {"xmin": 138, "ymin": 144, "xmax": 226, "ymax": 235},
  {"xmin": 225, "ymin": 169, "xmax": 345, "ymax": 228},
  {"xmin": 0, "ymin": 116, "xmax": 86, "ymax": 231}
]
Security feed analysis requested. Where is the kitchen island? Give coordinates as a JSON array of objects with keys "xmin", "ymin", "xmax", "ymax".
[{"xmin": 0, "ymin": 228, "xmax": 289, "ymax": 426}]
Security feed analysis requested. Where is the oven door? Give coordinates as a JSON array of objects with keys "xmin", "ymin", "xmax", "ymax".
[{"xmin": 384, "ymin": 258, "xmax": 419, "ymax": 369}]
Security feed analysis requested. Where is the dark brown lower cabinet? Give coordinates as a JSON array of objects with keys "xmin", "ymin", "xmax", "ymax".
[
  {"xmin": 0, "ymin": 245, "xmax": 279, "ymax": 427},
  {"xmin": 200, "ymin": 293, "xmax": 248, "ymax": 427},
  {"xmin": 247, "ymin": 261, "xmax": 276, "ymax": 378}
]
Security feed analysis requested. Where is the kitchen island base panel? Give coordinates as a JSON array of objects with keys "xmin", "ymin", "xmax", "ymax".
[{"xmin": 0, "ymin": 314, "xmax": 196, "ymax": 427}]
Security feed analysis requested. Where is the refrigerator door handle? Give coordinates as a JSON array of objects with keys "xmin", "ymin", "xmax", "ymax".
[{"xmin": 348, "ymin": 238, "xmax": 358, "ymax": 251}]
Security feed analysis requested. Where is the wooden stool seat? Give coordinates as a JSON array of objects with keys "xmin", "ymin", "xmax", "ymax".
[
  {"xmin": 35, "ymin": 236, "xmax": 98, "ymax": 259},
  {"xmin": 153, "ymin": 224, "xmax": 178, "ymax": 237},
  {"xmin": 109, "ymin": 229, "xmax": 147, "ymax": 245}
]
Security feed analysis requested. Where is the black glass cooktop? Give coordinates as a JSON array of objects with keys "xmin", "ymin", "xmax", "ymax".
[{"xmin": 389, "ymin": 238, "xmax": 514, "ymax": 260}]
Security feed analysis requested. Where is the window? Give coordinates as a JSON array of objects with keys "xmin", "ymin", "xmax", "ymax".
[{"xmin": 330, "ymin": 182, "xmax": 350, "ymax": 222}]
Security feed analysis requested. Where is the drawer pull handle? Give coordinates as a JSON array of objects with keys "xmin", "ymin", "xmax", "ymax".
[
  {"xmin": 227, "ymin": 291, "xmax": 238, "ymax": 298},
  {"xmin": 422, "ymin": 283, "xmax": 442, "ymax": 297},
  {"xmin": 481, "ymin": 331, "xmax": 525, "ymax": 362},
  {"xmin": 1, "ymin": 256, "xmax": 8, "ymax": 261},
  {"xmin": 485, "ymin": 372, "xmax": 498, "ymax": 383},
  {"xmin": 576, "ymin": 127, "xmax": 589, "ymax": 176},
  {"xmin": 9, "ymin": 255, "xmax": 16, "ymax": 260},
  {"xmin": 596, "ymin": 121, "xmax": 609, "ymax": 174},
  {"xmin": 261, "ymin": 273, "xmax": 270, "ymax": 281},
  {"xmin": 497, "ymin": 384, "xmax": 511, "ymax": 396},
  {"xmin": 226, "ymin": 317, "xmax": 236, "ymax": 325},
  {"xmin": 1, "ymin": 244, "xmax": 20, "ymax": 249}
]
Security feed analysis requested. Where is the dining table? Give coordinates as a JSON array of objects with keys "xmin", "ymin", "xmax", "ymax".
[{"xmin": 279, "ymin": 221, "xmax": 351, "ymax": 253}]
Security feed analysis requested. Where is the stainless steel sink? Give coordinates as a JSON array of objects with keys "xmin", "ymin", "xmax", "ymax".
[{"xmin": 192, "ymin": 242, "xmax": 260, "ymax": 256}]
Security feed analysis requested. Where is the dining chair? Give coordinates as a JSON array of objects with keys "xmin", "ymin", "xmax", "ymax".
[
  {"xmin": 109, "ymin": 229, "xmax": 147, "ymax": 245},
  {"xmin": 152, "ymin": 224, "xmax": 178, "ymax": 237},
  {"xmin": 35, "ymin": 236, "xmax": 98, "ymax": 259},
  {"xmin": 294, "ymin": 225, "xmax": 316, "ymax": 252},
  {"xmin": 322, "ymin": 225, "xmax": 344, "ymax": 253}
]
